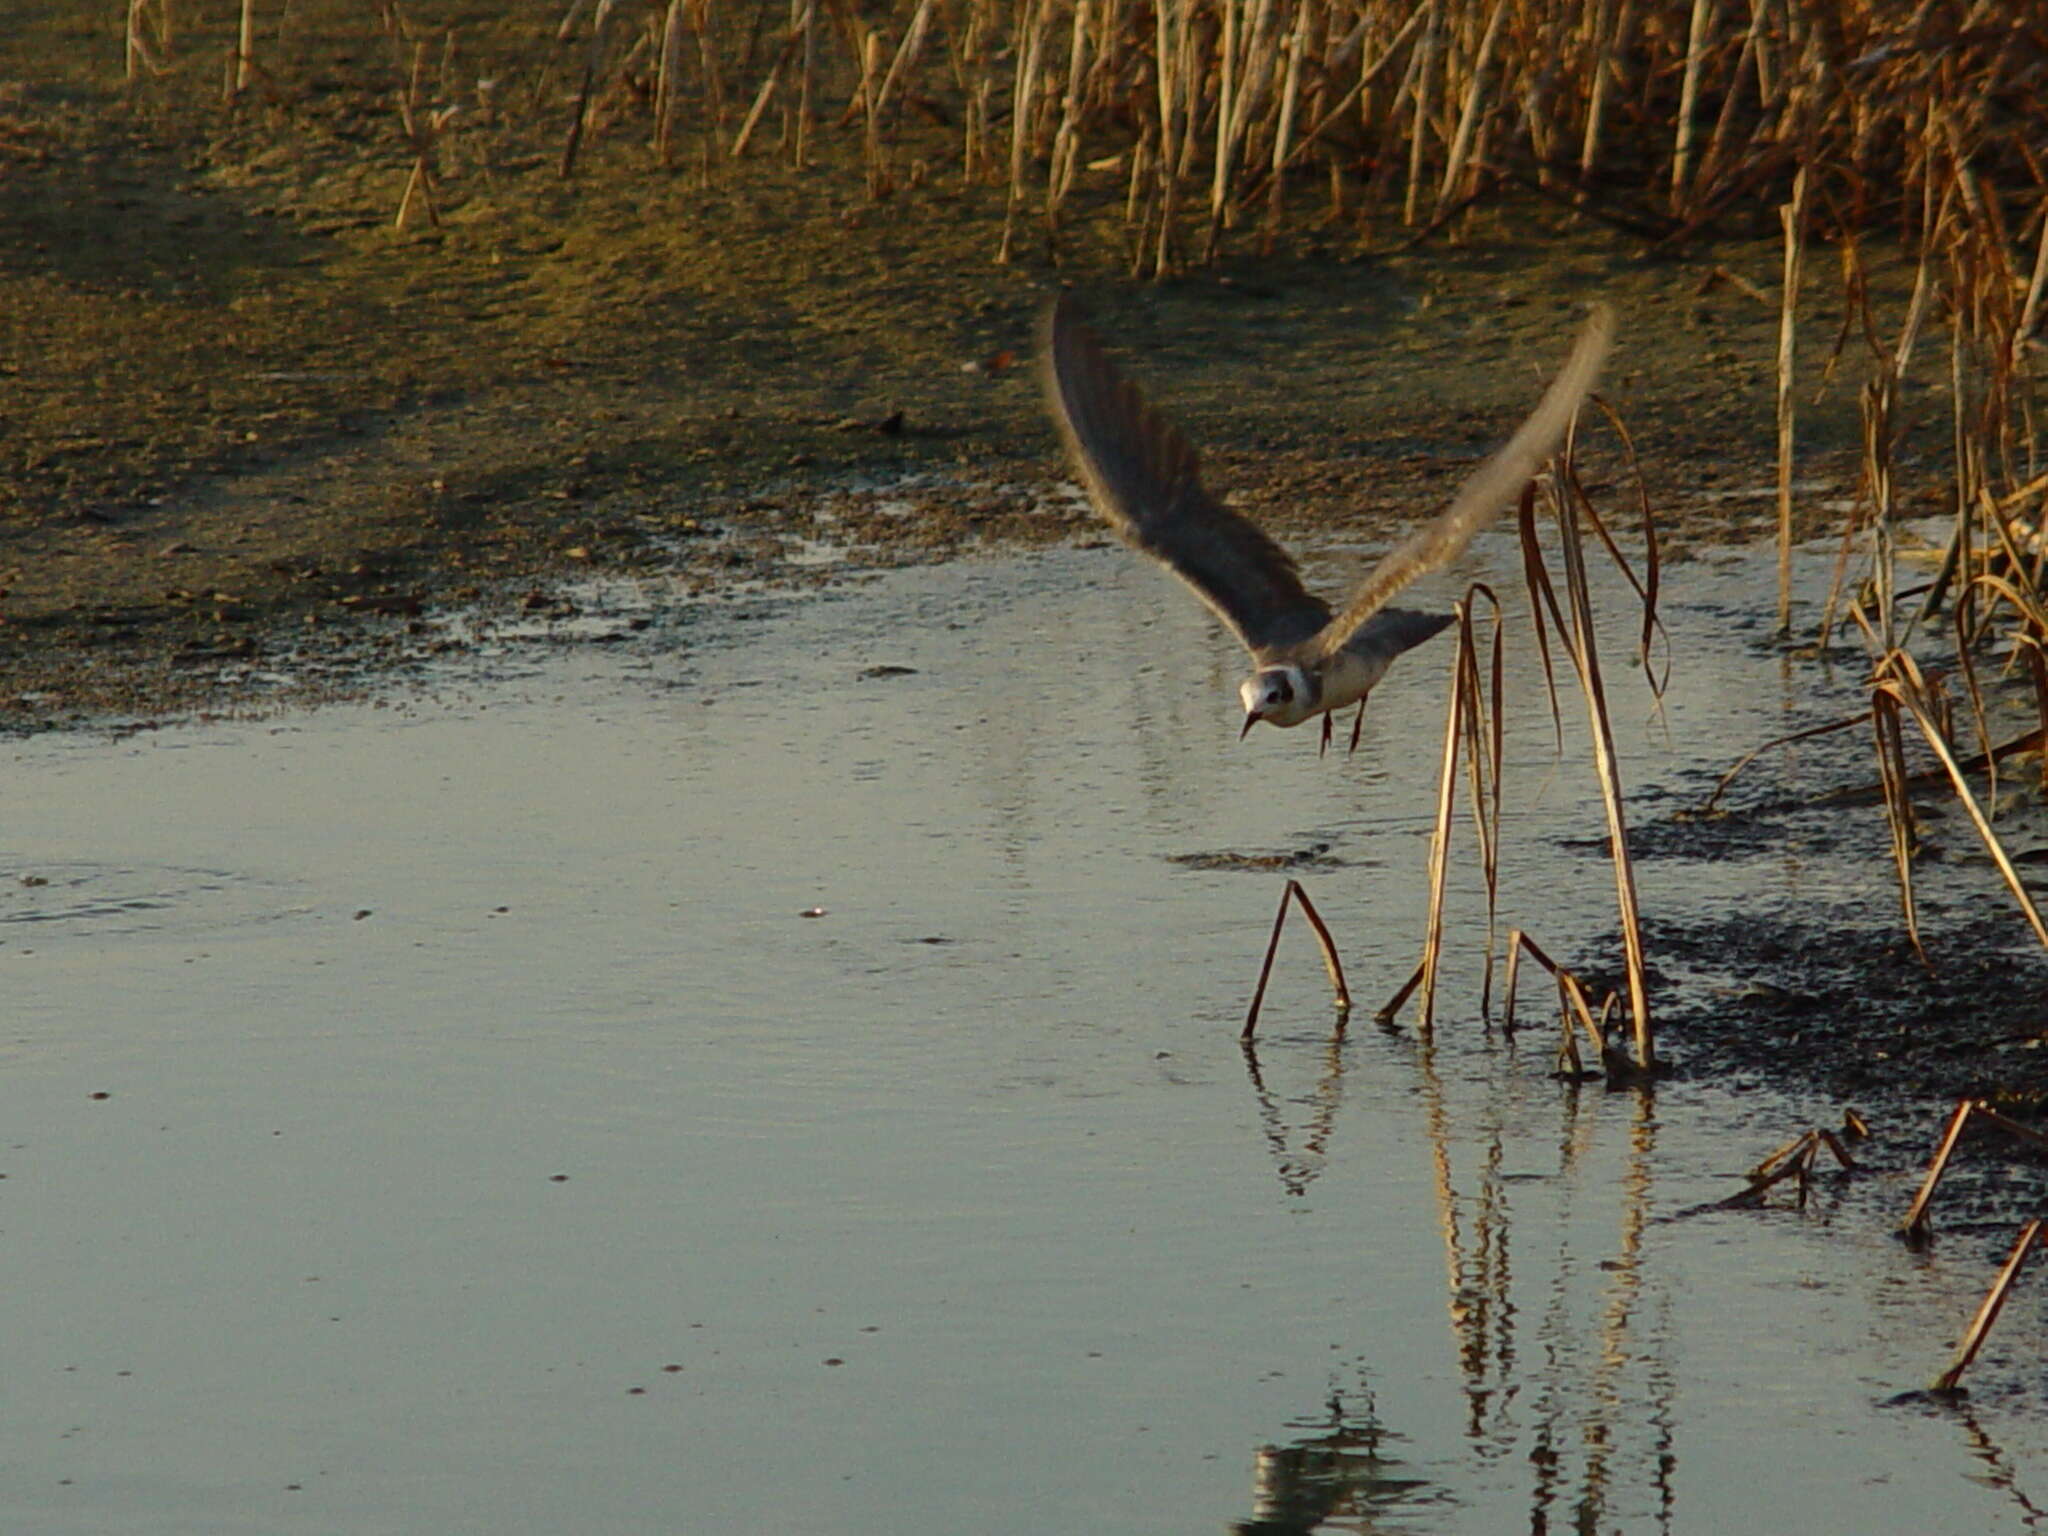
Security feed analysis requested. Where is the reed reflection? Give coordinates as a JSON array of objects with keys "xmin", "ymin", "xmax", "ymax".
[
  {"xmin": 1958, "ymin": 1406, "xmax": 2048, "ymax": 1532},
  {"xmin": 1240, "ymin": 1034, "xmax": 1349, "ymax": 1199},
  {"xmin": 1236, "ymin": 1027, "xmax": 1681, "ymax": 1531},
  {"xmin": 1232, "ymin": 1384, "xmax": 1431, "ymax": 1536}
]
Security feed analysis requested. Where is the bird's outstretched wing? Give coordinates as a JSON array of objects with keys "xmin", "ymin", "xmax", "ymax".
[
  {"xmin": 1041, "ymin": 295, "xmax": 1333, "ymax": 654},
  {"xmin": 1311, "ymin": 305, "xmax": 1614, "ymax": 662}
]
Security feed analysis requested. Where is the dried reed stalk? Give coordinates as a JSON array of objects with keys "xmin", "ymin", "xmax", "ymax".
[
  {"xmin": 1498, "ymin": 927, "xmax": 1618, "ymax": 1078},
  {"xmin": 859, "ymin": 28, "xmax": 887, "ymax": 199},
  {"xmin": 1874, "ymin": 653, "xmax": 2048, "ymax": 954},
  {"xmin": 1260, "ymin": 1, "xmax": 1312, "ymax": 253},
  {"xmin": 1869, "ymin": 686, "xmax": 1924, "ymax": 963},
  {"xmin": 1413, "ymin": 602, "xmax": 1473, "ymax": 1032},
  {"xmin": 693, "ymin": 0, "xmax": 729, "ymax": 150},
  {"xmin": 1775, "ymin": 165, "xmax": 1809, "ymax": 638},
  {"xmin": 997, "ymin": 0, "xmax": 1045, "ymax": 263},
  {"xmin": 1669, "ymin": 0, "xmax": 1713, "ymax": 212},
  {"xmin": 1243, "ymin": 879, "xmax": 1353, "ymax": 1037},
  {"xmin": 235, "ymin": 0, "xmax": 257, "ymax": 95},
  {"xmin": 1549, "ymin": 463, "xmax": 1654, "ymax": 1074},
  {"xmin": 1697, "ymin": 711, "xmax": 1871, "ymax": 815},
  {"xmin": 1898, "ymin": 1101, "xmax": 1977, "ymax": 1244},
  {"xmin": 656, "ymin": 0, "xmax": 689, "ymax": 164},
  {"xmin": 127, "ymin": 0, "xmax": 170, "ymax": 80},
  {"xmin": 1932, "ymin": 1220, "xmax": 2043, "ymax": 1395},
  {"xmin": 792, "ymin": 0, "xmax": 815, "ymax": 168},
  {"xmin": 1434, "ymin": 0, "xmax": 1504, "ymax": 217}
]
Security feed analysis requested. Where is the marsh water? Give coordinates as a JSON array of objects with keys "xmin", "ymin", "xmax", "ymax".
[{"xmin": 5, "ymin": 534, "xmax": 2043, "ymax": 1534}]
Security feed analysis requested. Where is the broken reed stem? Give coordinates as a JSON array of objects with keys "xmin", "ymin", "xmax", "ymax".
[
  {"xmin": 1776, "ymin": 165, "xmax": 1809, "ymax": 638},
  {"xmin": 1933, "ymin": 1219, "xmax": 2044, "ymax": 1395},
  {"xmin": 1698, "ymin": 710, "xmax": 1873, "ymax": 814},
  {"xmin": 1715, "ymin": 1132, "xmax": 1820, "ymax": 1209},
  {"xmin": 1499, "ymin": 927, "xmax": 1613, "ymax": 1072},
  {"xmin": 1969, "ymin": 1102, "xmax": 2048, "ymax": 1156},
  {"xmin": 1902, "ymin": 1098, "xmax": 2048, "ymax": 1247},
  {"xmin": 1243, "ymin": 879, "xmax": 1352, "ymax": 1038},
  {"xmin": 1460, "ymin": 590, "xmax": 1506, "ymax": 1015},
  {"xmin": 1899, "ymin": 1098, "xmax": 1975, "ymax": 1242}
]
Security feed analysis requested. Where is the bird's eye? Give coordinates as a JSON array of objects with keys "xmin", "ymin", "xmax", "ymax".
[{"xmin": 1272, "ymin": 679, "xmax": 1293, "ymax": 704}]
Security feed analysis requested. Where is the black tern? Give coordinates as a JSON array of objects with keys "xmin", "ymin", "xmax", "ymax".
[{"xmin": 1042, "ymin": 297, "xmax": 1613, "ymax": 742}]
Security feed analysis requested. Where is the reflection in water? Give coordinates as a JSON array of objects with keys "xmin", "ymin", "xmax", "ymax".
[
  {"xmin": 1233, "ymin": 1385, "xmax": 1430, "ymax": 1536},
  {"xmin": 1242, "ymin": 1033, "xmax": 1683, "ymax": 1532},
  {"xmin": 1959, "ymin": 1408, "xmax": 2048, "ymax": 1531},
  {"xmin": 1241, "ymin": 1037, "xmax": 1349, "ymax": 1199}
]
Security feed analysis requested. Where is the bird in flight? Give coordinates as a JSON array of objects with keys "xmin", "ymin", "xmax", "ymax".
[{"xmin": 1041, "ymin": 297, "xmax": 1613, "ymax": 747}]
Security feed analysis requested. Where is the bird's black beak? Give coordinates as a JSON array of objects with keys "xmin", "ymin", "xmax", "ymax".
[{"xmin": 1238, "ymin": 712, "xmax": 1261, "ymax": 741}]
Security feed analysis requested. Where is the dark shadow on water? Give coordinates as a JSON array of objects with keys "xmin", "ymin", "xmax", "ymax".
[{"xmin": 1232, "ymin": 1385, "xmax": 1432, "ymax": 1536}]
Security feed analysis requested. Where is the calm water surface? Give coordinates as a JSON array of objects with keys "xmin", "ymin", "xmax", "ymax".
[{"xmin": 4, "ymin": 538, "xmax": 2041, "ymax": 1534}]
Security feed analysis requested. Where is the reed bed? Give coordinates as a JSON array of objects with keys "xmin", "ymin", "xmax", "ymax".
[
  {"xmin": 165, "ymin": 6, "xmax": 2048, "ymax": 633},
  {"xmin": 165, "ymin": 5, "xmax": 2046, "ymax": 269}
]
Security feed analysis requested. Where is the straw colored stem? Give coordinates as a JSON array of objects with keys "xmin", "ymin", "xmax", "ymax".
[
  {"xmin": 1403, "ymin": 7, "xmax": 1439, "ymax": 226},
  {"xmin": 1882, "ymin": 673, "xmax": 2048, "ymax": 952},
  {"xmin": 1870, "ymin": 689, "xmax": 1924, "ymax": 963},
  {"xmin": 1670, "ymin": 0, "xmax": 1713, "ymax": 211},
  {"xmin": 235, "ymin": 0, "xmax": 256, "ymax": 94},
  {"xmin": 1242, "ymin": 879, "xmax": 1352, "ymax": 1038},
  {"xmin": 1415, "ymin": 611, "xmax": 1469, "ymax": 1032},
  {"xmin": 1775, "ymin": 165, "xmax": 1808, "ymax": 638},
  {"xmin": 1699, "ymin": 711, "xmax": 1872, "ymax": 815},
  {"xmin": 1932, "ymin": 1219, "xmax": 2043, "ymax": 1394},
  {"xmin": 1898, "ymin": 1099, "xmax": 1974, "ymax": 1242},
  {"xmin": 1968, "ymin": 1102, "xmax": 2048, "ymax": 1157},
  {"xmin": 1554, "ymin": 476, "xmax": 1654, "ymax": 1073},
  {"xmin": 656, "ymin": 0, "xmax": 689, "ymax": 164},
  {"xmin": 997, "ymin": 0, "xmax": 1046, "ymax": 263},
  {"xmin": 1435, "ymin": 0, "xmax": 1506, "ymax": 215},
  {"xmin": 1261, "ymin": 0, "xmax": 1311, "ymax": 252}
]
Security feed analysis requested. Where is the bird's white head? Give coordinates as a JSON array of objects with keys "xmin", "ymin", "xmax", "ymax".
[{"xmin": 1238, "ymin": 664, "xmax": 1316, "ymax": 737}]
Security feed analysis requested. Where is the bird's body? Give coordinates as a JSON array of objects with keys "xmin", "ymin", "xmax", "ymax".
[{"xmin": 1040, "ymin": 298, "xmax": 1613, "ymax": 742}]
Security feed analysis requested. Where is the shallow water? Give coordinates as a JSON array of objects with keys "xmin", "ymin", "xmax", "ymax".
[{"xmin": 5, "ymin": 538, "xmax": 2042, "ymax": 1534}]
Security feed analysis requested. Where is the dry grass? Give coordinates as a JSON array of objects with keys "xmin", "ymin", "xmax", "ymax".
[{"xmin": 136, "ymin": 5, "xmax": 2047, "ymax": 269}]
